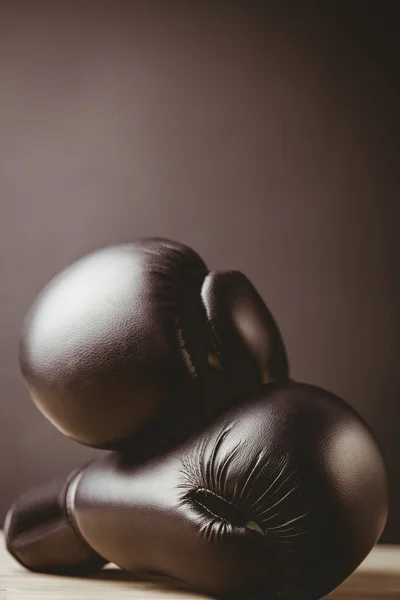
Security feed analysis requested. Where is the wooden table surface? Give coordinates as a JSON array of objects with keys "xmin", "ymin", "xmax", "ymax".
[{"xmin": 0, "ymin": 534, "xmax": 399, "ymax": 599}]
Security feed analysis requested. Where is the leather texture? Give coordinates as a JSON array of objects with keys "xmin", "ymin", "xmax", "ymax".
[
  {"xmin": 5, "ymin": 382, "xmax": 388, "ymax": 600},
  {"xmin": 19, "ymin": 238, "xmax": 288, "ymax": 450}
]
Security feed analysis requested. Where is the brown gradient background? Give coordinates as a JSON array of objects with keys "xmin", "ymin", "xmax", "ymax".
[{"xmin": 0, "ymin": 2, "xmax": 399, "ymax": 541}]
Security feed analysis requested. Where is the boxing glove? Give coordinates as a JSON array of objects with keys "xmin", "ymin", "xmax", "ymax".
[
  {"xmin": 5, "ymin": 382, "xmax": 388, "ymax": 600},
  {"xmin": 20, "ymin": 238, "xmax": 288, "ymax": 450}
]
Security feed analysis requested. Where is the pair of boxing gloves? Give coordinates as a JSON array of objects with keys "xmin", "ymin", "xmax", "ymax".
[{"xmin": 5, "ymin": 238, "xmax": 388, "ymax": 600}]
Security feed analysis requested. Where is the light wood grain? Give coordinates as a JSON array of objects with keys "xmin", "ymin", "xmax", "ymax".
[{"xmin": 0, "ymin": 533, "xmax": 399, "ymax": 599}]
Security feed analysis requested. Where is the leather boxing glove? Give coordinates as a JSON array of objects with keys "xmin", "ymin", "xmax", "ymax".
[
  {"xmin": 19, "ymin": 238, "xmax": 288, "ymax": 450},
  {"xmin": 5, "ymin": 382, "xmax": 388, "ymax": 600}
]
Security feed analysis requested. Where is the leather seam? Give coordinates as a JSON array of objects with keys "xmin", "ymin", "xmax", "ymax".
[
  {"xmin": 195, "ymin": 487, "xmax": 239, "ymax": 509},
  {"xmin": 64, "ymin": 466, "xmax": 98, "ymax": 557},
  {"xmin": 192, "ymin": 487, "xmax": 245, "ymax": 525}
]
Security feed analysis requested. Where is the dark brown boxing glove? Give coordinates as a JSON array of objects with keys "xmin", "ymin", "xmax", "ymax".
[
  {"xmin": 5, "ymin": 382, "xmax": 388, "ymax": 600},
  {"xmin": 19, "ymin": 238, "xmax": 289, "ymax": 452}
]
